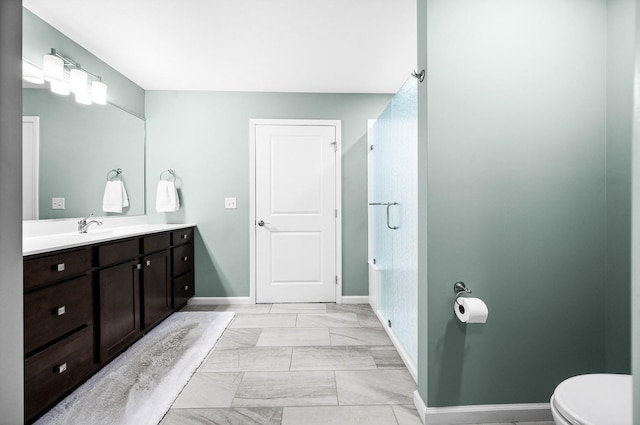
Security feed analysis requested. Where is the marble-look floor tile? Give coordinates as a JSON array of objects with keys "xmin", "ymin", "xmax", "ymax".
[
  {"xmin": 230, "ymin": 314, "xmax": 297, "ymax": 329},
  {"xmin": 270, "ymin": 303, "xmax": 327, "ymax": 314},
  {"xmin": 371, "ymin": 347, "xmax": 406, "ymax": 369},
  {"xmin": 290, "ymin": 346, "xmax": 377, "ymax": 371},
  {"xmin": 257, "ymin": 328, "xmax": 331, "ymax": 346},
  {"xmin": 335, "ymin": 370, "xmax": 415, "ymax": 405},
  {"xmin": 282, "ymin": 406, "xmax": 398, "ymax": 425},
  {"xmin": 215, "ymin": 328, "xmax": 262, "ymax": 349},
  {"xmin": 296, "ymin": 313, "xmax": 360, "ymax": 328},
  {"xmin": 160, "ymin": 407, "xmax": 282, "ymax": 425},
  {"xmin": 171, "ymin": 372, "xmax": 243, "ymax": 408},
  {"xmin": 329, "ymin": 327, "xmax": 392, "ymax": 346},
  {"xmin": 325, "ymin": 304, "xmax": 374, "ymax": 315},
  {"xmin": 392, "ymin": 405, "xmax": 422, "ymax": 425},
  {"xmin": 357, "ymin": 312, "xmax": 383, "ymax": 328},
  {"xmin": 183, "ymin": 304, "xmax": 272, "ymax": 314},
  {"xmin": 232, "ymin": 371, "xmax": 338, "ymax": 407},
  {"xmin": 202, "ymin": 347, "xmax": 292, "ymax": 372}
]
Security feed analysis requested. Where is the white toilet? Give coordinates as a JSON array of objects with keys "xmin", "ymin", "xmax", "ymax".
[{"xmin": 550, "ymin": 373, "xmax": 632, "ymax": 425}]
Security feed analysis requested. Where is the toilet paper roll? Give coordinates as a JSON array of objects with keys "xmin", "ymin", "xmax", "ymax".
[{"xmin": 454, "ymin": 297, "xmax": 488, "ymax": 323}]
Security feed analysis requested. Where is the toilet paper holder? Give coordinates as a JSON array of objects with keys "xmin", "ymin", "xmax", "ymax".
[{"xmin": 454, "ymin": 281, "xmax": 471, "ymax": 305}]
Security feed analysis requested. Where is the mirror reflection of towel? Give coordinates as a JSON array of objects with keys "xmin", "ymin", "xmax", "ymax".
[
  {"xmin": 102, "ymin": 180, "xmax": 129, "ymax": 213},
  {"xmin": 156, "ymin": 180, "xmax": 180, "ymax": 212}
]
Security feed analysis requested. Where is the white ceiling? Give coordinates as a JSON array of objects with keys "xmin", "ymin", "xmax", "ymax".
[{"xmin": 23, "ymin": 0, "xmax": 416, "ymax": 94}]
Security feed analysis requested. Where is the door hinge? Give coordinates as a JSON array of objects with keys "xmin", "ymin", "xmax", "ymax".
[
  {"xmin": 369, "ymin": 145, "xmax": 374, "ymax": 151},
  {"xmin": 335, "ymin": 276, "xmax": 338, "ymax": 285},
  {"xmin": 335, "ymin": 209, "xmax": 338, "ymax": 218},
  {"xmin": 330, "ymin": 141, "xmax": 337, "ymax": 152}
]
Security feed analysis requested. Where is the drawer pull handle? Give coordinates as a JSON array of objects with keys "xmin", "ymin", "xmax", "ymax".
[
  {"xmin": 146, "ymin": 260, "xmax": 151, "ymax": 267},
  {"xmin": 57, "ymin": 263, "xmax": 65, "ymax": 272},
  {"xmin": 55, "ymin": 363, "xmax": 68, "ymax": 374},
  {"xmin": 181, "ymin": 234, "xmax": 188, "ymax": 239},
  {"xmin": 184, "ymin": 285, "xmax": 189, "ymax": 291},
  {"xmin": 54, "ymin": 306, "xmax": 66, "ymax": 316},
  {"xmin": 183, "ymin": 256, "xmax": 188, "ymax": 262},
  {"xmin": 136, "ymin": 264, "xmax": 142, "ymax": 270}
]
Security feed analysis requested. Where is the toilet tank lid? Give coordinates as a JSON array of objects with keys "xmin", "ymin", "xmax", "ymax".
[{"xmin": 553, "ymin": 374, "xmax": 631, "ymax": 425}]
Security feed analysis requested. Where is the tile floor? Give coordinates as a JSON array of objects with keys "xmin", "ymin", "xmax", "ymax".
[{"xmin": 159, "ymin": 303, "xmax": 555, "ymax": 425}]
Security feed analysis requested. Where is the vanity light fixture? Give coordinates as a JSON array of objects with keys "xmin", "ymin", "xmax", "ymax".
[
  {"xmin": 23, "ymin": 48, "xmax": 108, "ymax": 106},
  {"xmin": 22, "ymin": 60, "xmax": 44, "ymax": 84}
]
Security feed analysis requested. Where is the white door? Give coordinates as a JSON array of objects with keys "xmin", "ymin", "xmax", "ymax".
[
  {"xmin": 252, "ymin": 120, "xmax": 340, "ymax": 303},
  {"xmin": 23, "ymin": 116, "xmax": 39, "ymax": 220}
]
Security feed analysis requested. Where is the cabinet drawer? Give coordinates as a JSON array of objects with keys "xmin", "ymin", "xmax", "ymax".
[
  {"xmin": 172, "ymin": 244, "xmax": 194, "ymax": 277},
  {"xmin": 24, "ymin": 248, "xmax": 92, "ymax": 291},
  {"xmin": 25, "ymin": 325, "xmax": 94, "ymax": 422},
  {"xmin": 98, "ymin": 238, "xmax": 139, "ymax": 267},
  {"xmin": 143, "ymin": 232, "xmax": 170, "ymax": 254},
  {"xmin": 173, "ymin": 271, "xmax": 195, "ymax": 310},
  {"xmin": 25, "ymin": 274, "xmax": 93, "ymax": 355},
  {"xmin": 171, "ymin": 228, "xmax": 194, "ymax": 246}
]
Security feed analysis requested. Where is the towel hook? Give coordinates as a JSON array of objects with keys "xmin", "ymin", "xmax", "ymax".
[
  {"xmin": 160, "ymin": 169, "xmax": 176, "ymax": 181},
  {"xmin": 106, "ymin": 168, "xmax": 122, "ymax": 181}
]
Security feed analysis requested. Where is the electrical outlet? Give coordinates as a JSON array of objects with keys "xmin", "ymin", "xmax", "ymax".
[
  {"xmin": 52, "ymin": 197, "xmax": 65, "ymax": 210},
  {"xmin": 225, "ymin": 197, "xmax": 237, "ymax": 209}
]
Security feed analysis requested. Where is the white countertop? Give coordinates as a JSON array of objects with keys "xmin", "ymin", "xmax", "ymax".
[{"xmin": 23, "ymin": 221, "xmax": 195, "ymax": 256}]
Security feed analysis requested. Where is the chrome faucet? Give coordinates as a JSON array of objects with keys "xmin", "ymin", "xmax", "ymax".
[{"xmin": 77, "ymin": 213, "xmax": 103, "ymax": 233}]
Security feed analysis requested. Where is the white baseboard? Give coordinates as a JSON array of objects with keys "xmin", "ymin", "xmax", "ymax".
[
  {"xmin": 411, "ymin": 389, "xmax": 552, "ymax": 425},
  {"xmin": 188, "ymin": 297, "xmax": 253, "ymax": 305},
  {"xmin": 341, "ymin": 296, "xmax": 369, "ymax": 304},
  {"xmin": 414, "ymin": 390, "xmax": 427, "ymax": 424}
]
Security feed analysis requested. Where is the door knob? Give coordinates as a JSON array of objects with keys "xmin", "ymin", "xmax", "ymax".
[{"xmin": 257, "ymin": 220, "xmax": 270, "ymax": 227}]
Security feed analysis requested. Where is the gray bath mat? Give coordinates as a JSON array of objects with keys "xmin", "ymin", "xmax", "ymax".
[{"xmin": 35, "ymin": 311, "xmax": 234, "ymax": 425}]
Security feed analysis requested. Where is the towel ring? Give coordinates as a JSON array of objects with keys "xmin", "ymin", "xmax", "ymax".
[
  {"xmin": 107, "ymin": 168, "xmax": 122, "ymax": 181},
  {"xmin": 160, "ymin": 169, "xmax": 176, "ymax": 181}
]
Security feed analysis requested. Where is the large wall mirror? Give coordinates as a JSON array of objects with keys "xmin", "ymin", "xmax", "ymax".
[{"xmin": 23, "ymin": 86, "xmax": 145, "ymax": 220}]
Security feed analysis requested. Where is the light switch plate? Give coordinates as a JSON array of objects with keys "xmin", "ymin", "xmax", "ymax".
[
  {"xmin": 52, "ymin": 197, "xmax": 65, "ymax": 210},
  {"xmin": 225, "ymin": 197, "xmax": 237, "ymax": 209}
]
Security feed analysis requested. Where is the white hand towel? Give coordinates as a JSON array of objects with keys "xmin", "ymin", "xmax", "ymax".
[
  {"xmin": 102, "ymin": 180, "xmax": 129, "ymax": 213},
  {"xmin": 156, "ymin": 180, "xmax": 180, "ymax": 212}
]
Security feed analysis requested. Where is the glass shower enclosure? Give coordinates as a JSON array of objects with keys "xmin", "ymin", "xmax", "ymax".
[{"xmin": 368, "ymin": 78, "xmax": 418, "ymax": 372}]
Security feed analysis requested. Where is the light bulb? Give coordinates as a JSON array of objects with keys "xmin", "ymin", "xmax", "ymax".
[
  {"xmin": 50, "ymin": 80, "xmax": 70, "ymax": 96},
  {"xmin": 75, "ymin": 90, "xmax": 92, "ymax": 105},
  {"xmin": 91, "ymin": 81, "xmax": 107, "ymax": 105},
  {"xmin": 70, "ymin": 68, "xmax": 88, "ymax": 94},
  {"xmin": 43, "ymin": 53, "xmax": 64, "ymax": 83}
]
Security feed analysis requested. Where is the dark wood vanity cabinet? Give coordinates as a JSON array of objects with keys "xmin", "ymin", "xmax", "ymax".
[
  {"xmin": 171, "ymin": 228, "xmax": 195, "ymax": 309},
  {"xmin": 23, "ymin": 226, "xmax": 195, "ymax": 423},
  {"xmin": 142, "ymin": 233, "xmax": 173, "ymax": 330},
  {"xmin": 23, "ymin": 248, "xmax": 95, "ymax": 423},
  {"xmin": 98, "ymin": 259, "xmax": 141, "ymax": 362}
]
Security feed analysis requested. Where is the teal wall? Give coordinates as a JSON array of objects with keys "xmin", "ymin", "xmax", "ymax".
[
  {"xmin": 0, "ymin": 0, "xmax": 24, "ymax": 422},
  {"xmin": 605, "ymin": 0, "xmax": 634, "ymax": 374},
  {"xmin": 22, "ymin": 8, "xmax": 145, "ymax": 118},
  {"xmin": 416, "ymin": 0, "xmax": 429, "ymax": 406},
  {"xmin": 422, "ymin": 0, "xmax": 610, "ymax": 406},
  {"xmin": 145, "ymin": 91, "xmax": 392, "ymax": 298}
]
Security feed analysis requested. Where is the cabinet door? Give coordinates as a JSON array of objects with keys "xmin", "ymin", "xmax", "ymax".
[
  {"xmin": 98, "ymin": 259, "xmax": 141, "ymax": 362},
  {"xmin": 142, "ymin": 250, "xmax": 172, "ymax": 330}
]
